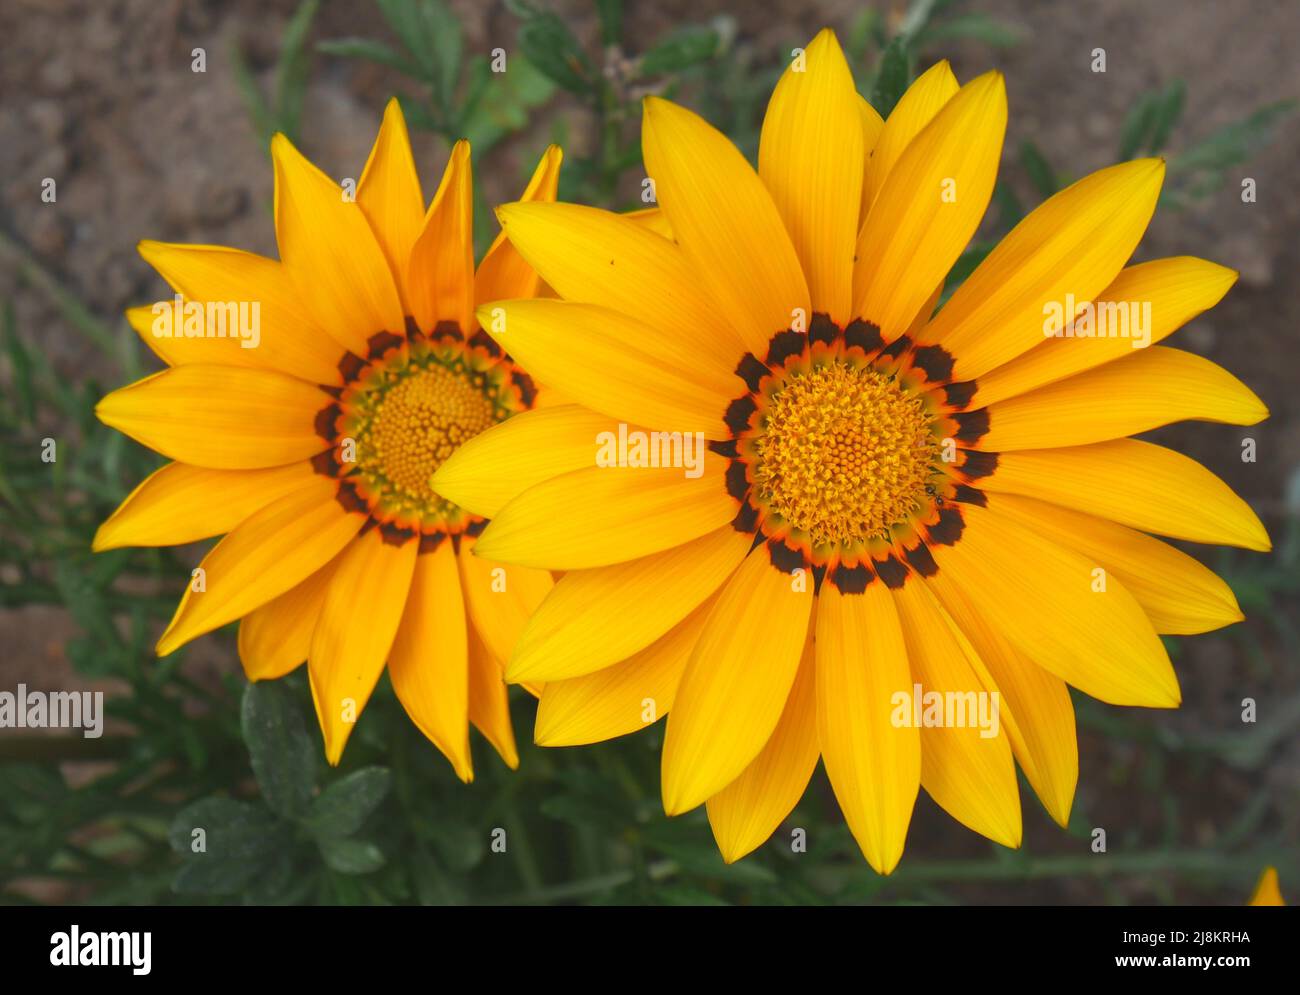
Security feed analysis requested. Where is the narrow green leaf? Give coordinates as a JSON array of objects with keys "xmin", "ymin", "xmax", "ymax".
[
  {"xmin": 517, "ymin": 12, "xmax": 592, "ymax": 94},
  {"xmin": 1019, "ymin": 140, "xmax": 1058, "ymax": 198},
  {"xmin": 317, "ymin": 37, "xmax": 421, "ymax": 77},
  {"xmin": 869, "ymin": 37, "xmax": 912, "ymax": 119},
  {"xmin": 641, "ymin": 26, "xmax": 719, "ymax": 77}
]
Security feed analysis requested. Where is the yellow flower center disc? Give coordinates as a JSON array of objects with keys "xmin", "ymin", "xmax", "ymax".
[{"xmin": 753, "ymin": 361, "xmax": 940, "ymax": 548}]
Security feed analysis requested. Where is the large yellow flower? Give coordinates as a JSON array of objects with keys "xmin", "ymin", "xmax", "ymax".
[
  {"xmin": 434, "ymin": 31, "xmax": 1270, "ymax": 870},
  {"xmin": 95, "ymin": 100, "xmax": 562, "ymax": 777}
]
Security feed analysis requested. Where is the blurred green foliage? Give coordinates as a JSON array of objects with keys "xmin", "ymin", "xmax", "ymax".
[{"xmin": 1, "ymin": 0, "xmax": 1296, "ymax": 906}]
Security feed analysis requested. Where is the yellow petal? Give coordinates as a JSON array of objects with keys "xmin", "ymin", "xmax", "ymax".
[
  {"xmin": 622, "ymin": 206, "xmax": 674, "ymax": 238},
  {"xmin": 272, "ymin": 133, "xmax": 405, "ymax": 353},
  {"xmin": 93, "ymin": 461, "xmax": 312, "ymax": 551},
  {"xmin": 927, "ymin": 578, "xmax": 1078, "ymax": 826},
  {"xmin": 97, "ymin": 366, "xmax": 330, "ymax": 469},
  {"xmin": 358, "ymin": 98, "xmax": 425, "ymax": 313},
  {"xmin": 534, "ymin": 596, "xmax": 715, "ymax": 746},
  {"xmin": 642, "ymin": 95, "xmax": 809, "ymax": 355},
  {"xmin": 927, "ymin": 501, "xmax": 1179, "ymax": 706},
  {"xmin": 237, "ymin": 556, "xmax": 341, "ymax": 681},
  {"xmin": 856, "ymin": 95, "xmax": 885, "ymax": 224},
  {"xmin": 134, "ymin": 242, "xmax": 344, "ymax": 384},
  {"xmin": 853, "ymin": 71, "xmax": 1007, "ymax": 341},
  {"xmin": 815, "ymin": 581, "xmax": 919, "ymax": 874},
  {"xmin": 494, "ymin": 201, "xmax": 746, "ymax": 371},
  {"xmin": 475, "ymin": 299, "xmax": 733, "ymax": 438},
  {"xmin": 860, "ymin": 60, "xmax": 958, "ymax": 215},
  {"xmin": 508, "ymin": 525, "xmax": 750, "ymax": 683},
  {"xmin": 156, "ymin": 476, "xmax": 364, "ymax": 656},
  {"xmin": 408, "ymin": 140, "xmax": 475, "ymax": 334},
  {"xmin": 706, "ymin": 636, "xmax": 818, "ymax": 863},
  {"xmin": 475, "ymin": 145, "xmax": 563, "ymax": 308},
  {"xmin": 466, "ymin": 621, "xmax": 519, "ymax": 770},
  {"xmin": 1249, "ymin": 867, "xmax": 1285, "ymax": 906},
  {"xmin": 308, "ymin": 529, "xmax": 418, "ymax": 764},
  {"xmin": 892, "ymin": 580, "xmax": 1022, "ymax": 848},
  {"xmin": 980, "ymin": 346, "xmax": 1266, "ymax": 451},
  {"xmin": 389, "ymin": 542, "xmax": 473, "ymax": 782},
  {"xmin": 984, "ymin": 438, "xmax": 1270, "ymax": 551},
  {"xmin": 457, "ymin": 536, "xmax": 554, "ymax": 674},
  {"xmin": 973, "ymin": 257, "xmax": 1238, "ymax": 406},
  {"xmin": 474, "ymin": 459, "xmax": 736, "ymax": 570},
  {"xmin": 923, "ymin": 158, "xmax": 1166, "ymax": 380},
  {"xmin": 661, "ymin": 550, "xmax": 813, "ymax": 814},
  {"xmin": 989, "ymin": 492, "xmax": 1243, "ymax": 635},
  {"xmin": 432, "ymin": 404, "xmax": 627, "ymax": 519},
  {"xmin": 758, "ymin": 29, "xmax": 863, "ymax": 325}
]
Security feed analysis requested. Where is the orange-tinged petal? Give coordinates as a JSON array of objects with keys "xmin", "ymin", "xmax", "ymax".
[
  {"xmin": 494, "ymin": 201, "xmax": 747, "ymax": 371},
  {"xmin": 759, "ymin": 29, "xmax": 863, "ymax": 325},
  {"xmin": 892, "ymin": 580, "xmax": 1022, "ymax": 848},
  {"xmin": 642, "ymin": 95, "xmax": 809, "ymax": 356},
  {"xmin": 389, "ymin": 542, "xmax": 473, "ymax": 781},
  {"xmin": 972, "ymin": 257, "xmax": 1238, "ymax": 406},
  {"xmin": 922, "ymin": 158, "xmax": 1166, "ymax": 380},
  {"xmin": 983, "ymin": 438, "xmax": 1270, "ymax": 551},
  {"xmin": 466, "ymin": 621, "xmax": 519, "ymax": 770},
  {"xmin": 979, "ymin": 346, "xmax": 1266, "ymax": 451},
  {"xmin": 271, "ymin": 133, "xmax": 405, "ymax": 353},
  {"xmin": 408, "ymin": 140, "xmax": 475, "ymax": 333},
  {"xmin": 534, "ymin": 595, "xmax": 715, "ymax": 747},
  {"xmin": 475, "ymin": 299, "xmax": 734, "ymax": 438},
  {"xmin": 237, "ymin": 556, "xmax": 341, "ymax": 681},
  {"xmin": 475, "ymin": 145, "xmax": 563, "ymax": 308},
  {"xmin": 308, "ymin": 529, "xmax": 418, "ymax": 764},
  {"xmin": 155, "ymin": 476, "xmax": 364, "ymax": 656},
  {"xmin": 508, "ymin": 526, "xmax": 750, "ymax": 683},
  {"xmin": 927, "ymin": 577, "xmax": 1078, "ymax": 826},
  {"xmin": 134, "ymin": 242, "xmax": 344, "ymax": 384},
  {"xmin": 96, "ymin": 366, "xmax": 330, "ymax": 470},
  {"xmin": 457, "ymin": 535, "xmax": 554, "ymax": 674},
  {"xmin": 358, "ymin": 98, "xmax": 425, "ymax": 313},
  {"xmin": 473, "ymin": 459, "xmax": 736, "ymax": 571},
  {"xmin": 927, "ymin": 501, "xmax": 1180, "ymax": 706},
  {"xmin": 432, "ymin": 405, "xmax": 627, "ymax": 519},
  {"xmin": 706, "ymin": 635, "xmax": 818, "ymax": 863},
  {"xmin": 860, "ymin": 60, "xmax": 958, "ymax": 216},
  {"xmin": 853, "ymin": 71, "xmax": 1006, "ymax": 341},
  {"xmin": 990, "ymin": 491, "xmax": 1243, "ymax": 634},
  {"xmin": 815, "ymin": 581, "xmax": 919, "ymax": 874},
  {"xmin": 661, "ymin": 550, "xmax": 813, "ymax": 814},
  {"xmin": 93, "ymin": 461, "xmax": 313, "ymax": 551}
]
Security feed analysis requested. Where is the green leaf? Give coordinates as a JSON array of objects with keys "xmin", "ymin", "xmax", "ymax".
[
  {"xmin": 317, "ymin": 37, "xmax": 421, "ymax": 77},
  {"xmin": 1019, "ymin": 140, "xmax": 1058, "ymax": 198},
  {"xmin": 168, "ymin": 797, "xmax": 290, "ymax": 894},
  {"xmin": 596, "ymin": 0, "xmax": 623, "ymax": 45},
  {"xmin": 517, "ymin": 11, "xmax": 592, "ymax": 94},
  {"xmin": 304, "ymin": 766, "xmax": 392, "ymax": 840},
  {"xmin": 868, "ymin": 37, "xmax": 912, "ymax": 119},
  {"xmin": 376, "ymin": 0, "xmax": 439, "ymax": 80},
  {"xmin": 460, "ymin": 54, "xmax": 556, "ymax": 155},
  {"xmin": 915, "ymin": 13, "xmax": 1022, "ymax": 49},
  {"xmin": 423, "ymin": 0, "xmax": 464, "ymax": 104},
  {"xmin": 319, "ymin": 836, "xmax": 386, "ymax": 875},
  {"xmin": 273, "ymin": 0, "xmax": 320, "ymax": 141},
  {"xmin": 1172, "ymin": 99, "xmax": 1295, "ymax": 175},
  {"xmin": 3, "ymin": 302, "xmax": 35, "ymax": 424},
  {"xmin": 641, "ymin": 26, "xmax": 719, "ymax": 77},
  {"xmin": 240, "ymin": 681, "xmax": 317, "ymax": 819},
  {"xmin": 1146, "ymin": 80, "xmax": 1186, "ymax": 153}
]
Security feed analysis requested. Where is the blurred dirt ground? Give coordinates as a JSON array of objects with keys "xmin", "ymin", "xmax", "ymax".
[{"xmin": 1, "ymin": 0, "xmax": 1297, "ymax": 903}]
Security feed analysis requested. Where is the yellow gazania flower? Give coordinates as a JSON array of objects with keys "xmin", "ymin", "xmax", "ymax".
[
  {"xmin": 434, "ymin": 30, "xmax": 1270, "ymax": 870},
  {"xmin": 1248, "ymin": 867, "xmax": 1285, "ymax": 906},
  {"xmin": 95, "ymin": 100, "xmax": 563, "ymax": 777}
]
